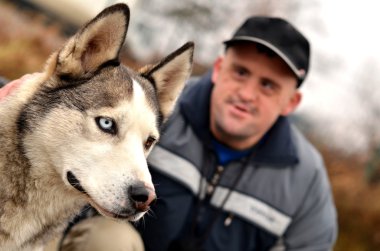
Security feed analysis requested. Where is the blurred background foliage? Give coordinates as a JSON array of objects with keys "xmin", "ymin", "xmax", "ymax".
[{"xmin": 1, "ymin": 0, "xmax": 380, "ymax": 250}]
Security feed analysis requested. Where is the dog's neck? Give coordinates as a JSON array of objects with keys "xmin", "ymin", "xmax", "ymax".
[
  {"xmin": 0, "ymin": 173, "xmax": 87, "ymax": 250},
  {"xmin": 0, "ymin": 140, "xmax": 87, "ymax": 250}
]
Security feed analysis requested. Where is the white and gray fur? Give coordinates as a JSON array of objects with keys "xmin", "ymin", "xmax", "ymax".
[{"xmin": 0, "ymin": 4, "xmax": 193, "ymax": 251}]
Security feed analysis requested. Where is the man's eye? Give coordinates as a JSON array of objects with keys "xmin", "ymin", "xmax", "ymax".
[
  {"xmin": 95, "ymin": 117, "xmax": 117, "ymax": 135},
  {"xmin": 236, "ymin": 67, "xmax": 248, "ymax": 76},
  {"xmin": 262, "ymin": 80, "xmax": 275, "ymax": 90}
]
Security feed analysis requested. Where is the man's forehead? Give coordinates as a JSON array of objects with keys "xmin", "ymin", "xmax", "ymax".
[{"xmin": 226, "ymin": 44, "xmax": 297, "ymax": 80}]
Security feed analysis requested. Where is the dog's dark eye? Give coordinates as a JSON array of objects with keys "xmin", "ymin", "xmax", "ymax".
[
  {"xmin": 95, "ymin": 117, "xmax": 117, "ymax": 135},
  {"xmin": 144, "ymin": 136, "xmax": 156, "ymax": 150}
]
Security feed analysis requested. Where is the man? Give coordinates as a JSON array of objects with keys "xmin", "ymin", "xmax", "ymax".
[
  {"xmin": 1, "ymin": 16, "xmax": 337, "ymax": 251},
  {"xmin": 136, "ymin": 16, "xmax": 337, "ymax": 251}
]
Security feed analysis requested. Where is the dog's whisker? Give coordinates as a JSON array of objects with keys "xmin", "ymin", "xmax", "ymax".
[
  {"xmin": 76, "ymin": 206, "xmax": 88, "ymax": 216},
  {"xmin": 141, "ymin": 215, "xmax": 146, "ymax": 228},
  {"xmin": 148, "ymin": 208, "xmax": 156, "ymax": 218}
]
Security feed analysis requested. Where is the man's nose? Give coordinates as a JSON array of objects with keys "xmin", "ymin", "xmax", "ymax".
[{"xmin": 237, "ymin": 81, "xmax": 259, "ymax": 102}]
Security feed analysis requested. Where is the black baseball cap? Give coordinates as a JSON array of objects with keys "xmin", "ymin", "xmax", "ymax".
[{"xmin": 224, "ymin": 16, "xmax": 310, "ymax": 87}]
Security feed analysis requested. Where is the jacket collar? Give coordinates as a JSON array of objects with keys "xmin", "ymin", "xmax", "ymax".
[{"xmin": 179, "ymin": 72, "xmax": 299, "ymax": 167}]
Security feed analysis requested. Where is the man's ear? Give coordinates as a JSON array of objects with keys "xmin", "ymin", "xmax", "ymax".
[
  {"xmin": 211, "ymin": 57, "xmax": 223, "ymax": 84},
  {"xmin": 53, "ymin": 4, "xmax": 130, "ymax": 79},
  {"xmin": 281, "ymin": 91, "xmax": 302, "ymax": 116},
  {"xmin": 140, "ymin": 42, "xmax": 194, "ymax": 122}
]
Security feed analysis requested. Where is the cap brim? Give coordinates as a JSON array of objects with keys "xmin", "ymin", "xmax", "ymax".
[{"xmin": 224, "ymin": 36, "xmax": 305, "ymax": 81}]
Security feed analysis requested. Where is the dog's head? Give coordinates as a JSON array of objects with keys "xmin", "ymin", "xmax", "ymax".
[{"xmin": 19, "ymin": 4, "xmax": 193, "ymax": 221}]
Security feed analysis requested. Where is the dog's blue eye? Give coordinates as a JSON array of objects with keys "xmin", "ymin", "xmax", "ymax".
[{"xmin": 95, "ymin": 117, "xmax": 117, "ymax": 134}]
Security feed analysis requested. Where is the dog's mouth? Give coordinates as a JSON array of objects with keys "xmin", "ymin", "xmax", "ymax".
[
  {"xmin": 67, "ymin": 171, "xmax": 87, "ymax": 194},
  {"xmin": 66, "ymin": 171, "xmax": 134, "ymax": 220}
]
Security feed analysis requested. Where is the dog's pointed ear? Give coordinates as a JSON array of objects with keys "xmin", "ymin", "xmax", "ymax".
[
  {"xmin": 54, "ymin": 4, "xmax": 129, "ymax": 78},
  {"xmin": 140, "ymin": 42, "xmax": 194, "ymax": 122}
]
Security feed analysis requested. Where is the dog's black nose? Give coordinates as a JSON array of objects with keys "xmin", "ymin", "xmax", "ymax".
[
  {"xmin": 129, "ymin": 185, "xmax": 149, "ymax": 202},
  {"xmin": 128, "ymin": 183, "xmax": 156, "ymax": 212}
]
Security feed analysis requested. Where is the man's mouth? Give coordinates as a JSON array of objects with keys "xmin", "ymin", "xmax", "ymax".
[
  {"xmin": 229, "ymin": 103, "xmax": 256, "ymax": 118},
  {"xmin": 227, "ymin": 97, "xmax": 257, "ymax": 116},
  {"xmin": 234, "ymin": 104, "xmax": 249, "ymax": 113}
]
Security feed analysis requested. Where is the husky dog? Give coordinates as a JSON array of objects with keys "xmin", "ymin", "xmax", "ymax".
[{"xmin": 0, "ymin": 4, "xmax": 193, "ymax": 251}]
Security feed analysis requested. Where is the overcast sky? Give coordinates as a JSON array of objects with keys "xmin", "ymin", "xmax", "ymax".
[
  {"xmin": 295, "ymin": 0, "xmax": 380, "ymax": 153},
  {"xmin": 322, "ymin": 0, "xmax": 380, "ymax": 63}
]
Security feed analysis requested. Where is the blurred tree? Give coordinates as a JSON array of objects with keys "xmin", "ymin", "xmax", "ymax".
[
  {"xmin": 355, "ymin": 59, "xmax": 380, "ymax": 149},
  {"xmin": 366, "ymin": 145, "xmax": 380, "ymax": 185},
  {"xmin": 354, "ymin": 59, "xmax": 380, "ymax": 183}
]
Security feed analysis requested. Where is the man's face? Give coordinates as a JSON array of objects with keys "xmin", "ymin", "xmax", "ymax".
[{"xmin": 210, "ymin": 43, "xmax": 301, "ymax": 150}]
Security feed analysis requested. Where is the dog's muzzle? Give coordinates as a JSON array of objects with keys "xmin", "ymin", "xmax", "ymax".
[{"xmin": 66, "ymin": 171, "xmax": 156, "ymax": 218}]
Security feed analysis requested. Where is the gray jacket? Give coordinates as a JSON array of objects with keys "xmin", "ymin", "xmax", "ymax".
[{"xmin": 137, "ymin": 72, "xmax": 337, "ymax": 251}]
